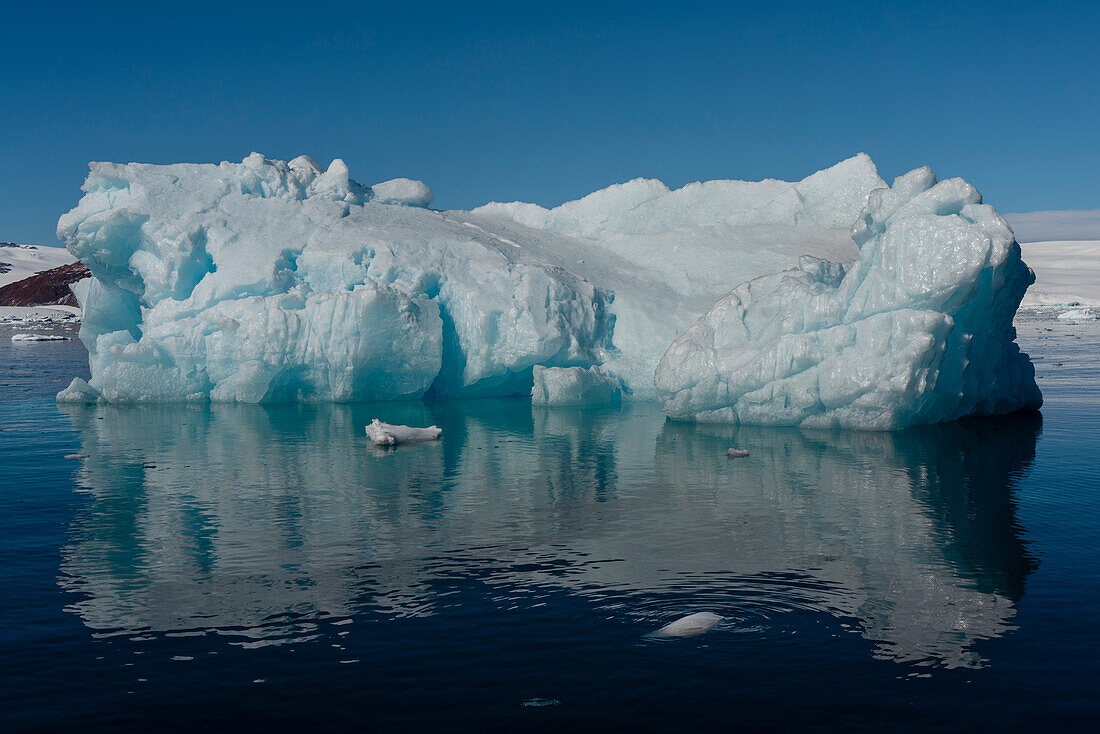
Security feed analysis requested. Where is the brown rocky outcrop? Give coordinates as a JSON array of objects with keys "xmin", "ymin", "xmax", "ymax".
[{"xmin": 0, "ymin": 261, "xmax": 91, "ymax": 307}]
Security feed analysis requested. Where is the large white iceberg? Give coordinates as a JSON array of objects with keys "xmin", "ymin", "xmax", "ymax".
[
  {"xmin": 56, "ymin": 152, "xmax": 883, "ymax": 405},
  {"xmin": 655, "ymin": 167, "xmax": 1043, "ymax": 429},
  {"xmin": 55, "ymin": 153, "xmax": 1040, "ymax": 427}
]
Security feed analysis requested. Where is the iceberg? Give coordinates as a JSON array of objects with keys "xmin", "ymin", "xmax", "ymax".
[
  {"xmin": 55, "ymin": 152, "xmax": 1040, "ymax": 429},
  {"xmin": 56, "ymin": 152, "xmax": 882, "ymax": 405},
  {"xmin": 655, "ymin": 167, "xmax": 1043, "ymax": 429}
]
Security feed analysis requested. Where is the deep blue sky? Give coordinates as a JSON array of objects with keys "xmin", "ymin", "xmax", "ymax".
[{"xmin": 3, "ymin": 0, "xmax": 1098, "ymax": 244}]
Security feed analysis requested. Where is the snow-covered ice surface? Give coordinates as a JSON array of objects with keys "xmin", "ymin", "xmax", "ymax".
[
  {"xmin": 364, "ymin": 419, "xmax": 442, "ymax": 446},
  {"xmin": 369, "ymin": 178, "xmax": 434, "ymax": 208},
  {"xmin": 0, "ymin": 243, "xmax": 76, "ymax": 288},
  {"xmin": 656, "ymin": 166, "xmax": 1043, "ymax": 429},
  {"xmin": 56, "ymin": 152, "xmax": 883, "ymax": 405},
  {"xmin": 1017, "ymin": 241, "xmax": 1100, "ymax": 308}
]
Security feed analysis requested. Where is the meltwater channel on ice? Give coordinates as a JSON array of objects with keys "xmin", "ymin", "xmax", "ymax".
[{"xmin": 54, "ymin": 152, "xmax": 1041, "ymax": 429}]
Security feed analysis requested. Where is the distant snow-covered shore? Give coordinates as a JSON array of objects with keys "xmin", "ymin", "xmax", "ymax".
[
  {"xmin": 1019, "ymin": 240, "xmax": 1100, "ymax": 308},
  {"xmin": 0, "ymin": 243, "xmax": 75, "ymax": 288}
]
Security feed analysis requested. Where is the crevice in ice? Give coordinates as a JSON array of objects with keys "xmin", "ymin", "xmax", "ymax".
[
  {"xmin": 423, "ymin": 302, "xmax": 466, "ymax": 400},
  {"xmin": 173, "ymin": 226, "xmax": 215, "ymax": 301}
]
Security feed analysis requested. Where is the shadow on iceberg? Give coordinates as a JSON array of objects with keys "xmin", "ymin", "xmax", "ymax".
[{"xmin": 57, "ymin": 400, "xmax": 1037, "ymax": 667}]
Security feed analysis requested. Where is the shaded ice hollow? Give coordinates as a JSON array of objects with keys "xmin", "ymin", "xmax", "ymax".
[{"xmin": 56, "ymin": 153, "xmax": 1040, "ymax": 429}]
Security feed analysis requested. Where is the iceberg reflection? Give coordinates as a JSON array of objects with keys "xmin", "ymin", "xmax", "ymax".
[{"xmin": 58, "ymin": 401, "xmax": 1038, "ymax": 667}]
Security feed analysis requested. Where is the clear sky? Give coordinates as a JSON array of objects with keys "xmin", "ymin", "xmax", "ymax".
[{"xmin": 2, "ymin": 0, "xmax": 1098, "ymax": 244}]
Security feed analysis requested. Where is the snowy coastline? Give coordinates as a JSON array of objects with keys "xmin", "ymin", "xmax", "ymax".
[
  {"xmin": 1017, "ymin": 240, "xmax": 1100, "ymax": 309},
  {"xmin": 0, "ymin": 243, "xmax": 75, "ymax": 288}
]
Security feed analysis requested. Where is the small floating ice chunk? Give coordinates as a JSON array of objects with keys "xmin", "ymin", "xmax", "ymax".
[
  {"xmin": 12, "ymin": 333, "xmax": 71, "ymax": 341},
  {"xmin": 727, "ymin": 448, "xmax": 750, "ymax": 458},
  {"xmin": 63, "ymin": 453, "xmax": 87, "ymax": 460},
  {"xmin": 1058, "ymin": 309, "xmax": 1096, "ymax": 321},
  {"xmin": 521, "ymin": 698, "xmax": 561, "ymax": 708},
  {"xmin": 365, "ymin": 419, "xmax": 442, "ymax": 446},
  {"xmin": 57, "ymin": 377, "xmax": 101, "ymax": 403},
  {"xmin": 652, "ymin": 611, "xmax": 723, "ymax": 638}
]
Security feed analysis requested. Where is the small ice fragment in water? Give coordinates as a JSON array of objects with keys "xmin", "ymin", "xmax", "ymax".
[
  {"xmin": 651, "ymin": 612, "xmax": 723, "ymax": 638},
  {"xmin": 521, "ymin": 698, "xmax": 561, "ymax": 708},
  {"xmin": 12, "ymin": 333, "xmax": 71, "ymax": 341},
  {"xmin": 727, "ymin": 448, "xmax": 750, "ymax": 458},
  {"xmin": 365, "ymin": 419, "xmax": 442, "ymax": 446},
  {"xmin": 57, "ymin": 377, "xmax": 100, "ymax": 403},
  {"xmin": 63, "ymin": 453, "xmax": 86, "ymax": 460}
]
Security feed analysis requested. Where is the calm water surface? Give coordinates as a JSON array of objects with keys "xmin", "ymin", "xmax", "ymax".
[{"xmin": 1, "ymin": 313, "xmax": 1098, "ymax": 731}]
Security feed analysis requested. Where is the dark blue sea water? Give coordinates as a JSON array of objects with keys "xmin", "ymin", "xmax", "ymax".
[{"xmin": 2, "ymin": 313, "xmax": 1098, "ymax": 732}]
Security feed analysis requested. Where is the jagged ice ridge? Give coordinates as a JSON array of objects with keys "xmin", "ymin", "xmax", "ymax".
[{"xmin": 655, "ymin": 167, "xmax": 1042, "ymax": 428}]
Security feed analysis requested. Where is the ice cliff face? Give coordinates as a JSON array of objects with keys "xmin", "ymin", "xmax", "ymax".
[
  {"xmin": 655, "ymin": 167, "xmax": 1043, "ymax": 428},
  {"xmin": 56, "ymin": 152, "xmax": 882, "ymax": 405}
]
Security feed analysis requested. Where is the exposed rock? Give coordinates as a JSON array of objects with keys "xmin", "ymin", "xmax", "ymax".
[{"xmin": 0, "ymin": 261, "xmax": 90, "ymax": 307}]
